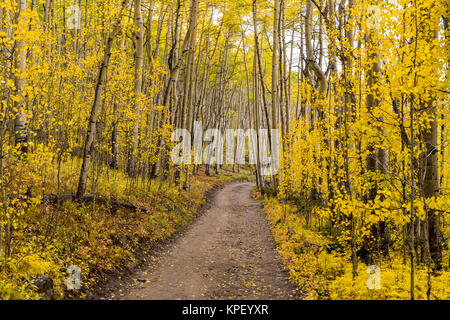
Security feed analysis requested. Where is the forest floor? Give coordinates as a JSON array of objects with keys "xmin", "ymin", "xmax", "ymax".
[{"xmin": 99, "ymin": 182, "xmax": 301, "ymax": 300}]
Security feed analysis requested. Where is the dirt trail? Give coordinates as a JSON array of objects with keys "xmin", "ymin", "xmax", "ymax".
[{"xmin": 106, "ymin": 181, "xmax": 300, "ymax": 300}]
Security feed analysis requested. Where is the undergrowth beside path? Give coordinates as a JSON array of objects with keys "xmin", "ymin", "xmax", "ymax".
[
  {"xmin": 0, "ymin": 159, "xmax": 251, "ymax": 300},
  {"xmin": 255, "ymin": 190, "xmax": 450, "ymax": 300}
]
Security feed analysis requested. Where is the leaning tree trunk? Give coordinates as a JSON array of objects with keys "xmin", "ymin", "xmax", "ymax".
[{"xmin": 76, "ymin": 0, "xmax": 129, "ymax": 199}]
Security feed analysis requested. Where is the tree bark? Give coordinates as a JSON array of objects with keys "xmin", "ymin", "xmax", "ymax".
[
  {"xmin": 128, "ymin": 0, "xmax": 145, "ymax": 178},
  {"xmin": 76, "ymin": 0, "xmax": 129, "ymax": 199},
  {"xmin": 13, "ymin": 0, "xmax": 28, "ymax": 153}
]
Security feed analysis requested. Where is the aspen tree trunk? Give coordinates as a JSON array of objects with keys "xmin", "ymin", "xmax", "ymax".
[
  {"xmin": 251, "ymin": 0, "xmax": 272, "ymax": 188},
  {"xmin": 295, "ymin": 0, "xmax": 305, "ymax": 120},
  {"xmin": 410, "ymin": 96, "xmax": 415, "ymax": 300},
  {"xmin": 278, "ymin": 3, "xmax": 285, "ymax": 141},
  {"xmin": 183, "ymin": 0, "xmax": 199, "ymax": 131},
  {"xmin": 146, "ymin": 0, "xmax": 154, "ymax": 64},
  {"xmin": 342, "ymin": 0, "xmax": 358, "ymax": 277},
  {"xmin": 110, "ymin": 113, "xmax": 119, "ymax": 170},
  {"xmin": 365, "ymin": 10, "xmax": 389, "ymax": 255},
  {"xmin": 0, "ymin": 4, "xmax": 4, "ymax": 258},
  {"xmin": 304, "ymin": 0, "xmax": 327, "ymax": 200},
  {"xmin": 287, "ymin": 13, "xmax": 294, "ymax": 125},
  {"xmin": 305, "ymin": 1, "xmax": 326, "ymax": 96},
  {"xmin": 181, "ymin": 0, "xmax": 199, "ymax": 189},
  {"xmin": 162, "ymin": 0, "xmax": 181, "ymax": 107},
  {"xmin": 162, "ymin": 0, "xmax": 193, "ymax": 109},
  {"xmin": 252, "ymin": 3, "xmax": 272, "ymax": 150},
  {"xmin": 421, "ymin": 100, "xmax": 442, "ymax": 271},
  {"xmin": 44, "ymin": 0, "xmax": 53, "ymax": 27},
  {"xmin": 0, "ymin": 124, "xmax": 6, "ymax": 258},
  {"xmin": 110, "ymin": 30, "xmax": 125, "ymax": 170},
  {"xmin": 281, "ymin": 2, "xmax": 290, "ymax": 140},
  {"xmin": 420, "ymin": 20, "xmax": 442, "ymax": 271},
  {"xmin": 76, "ymin": 0, "xmax": 129, "ymax": 199},
  {"xmin": 443, "ymin": 7, "xmax": 449, "ymax": 269},
  {"xmin": 272, "ymin": 0, "xmax": 280, "ymax": 129},
  {"xmin": 253, "ymin": 57, "xmax": 262, "ymax": 190},
  {"xmin": 271, "ymin": 0, "xmax": 280, "ymax": 188},
  {"xmin": 13, "ymin": 0, "xmax": 28, "ymax": 153},
  {"xmin": 250, "ymin": 0, "xmax": 263, "ymax": 189},
  {"xmin": 153, "ymin": 5, "xmax": 166, "ymax": 62},
  {"xmin": 239, "ymin": 16, "xmax": 260, "ymax": 188},
  {"xmin": 128, "ymin": 0, "xmax": 144, "ymax": 178}
]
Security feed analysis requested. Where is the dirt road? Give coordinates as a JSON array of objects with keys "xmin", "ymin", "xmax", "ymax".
[{"xmin": 105, "ymin": 182, "xmax": 300, "ymax": 300}]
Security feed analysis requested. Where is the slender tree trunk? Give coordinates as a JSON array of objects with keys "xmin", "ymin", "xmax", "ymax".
[
  {"xmin": 128, "ymin": 0, "xmax": 144, "ymax": 178},
  {"xmin": 410, "ymin": 96, "xmax": 415, "ymax": 300},
  {"xmin": 365, "ymin": 13, "xmax": 389, "ymax": 256},
  {"xmin": 422, "ymin": 101, "xmax": 442, "ymax": 270},
  {"xmin": 271, "ymin": 0, "xmax": 280, "ymax": 188},
  {"xmin": 13, "ymin": 0, "xmax": 28, "ymax": 153},
  {"xmin": 76, "ymin": 0, "xmax": 129, "ymax": 198}
]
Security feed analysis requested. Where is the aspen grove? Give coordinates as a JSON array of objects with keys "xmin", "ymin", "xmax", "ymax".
[{"xmin": 0, "ymin": 0, "xmax": 448, "ymax": 299}]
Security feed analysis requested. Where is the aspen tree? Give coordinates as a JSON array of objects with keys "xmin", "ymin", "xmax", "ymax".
[
  {"xmin": 13, "ymin": 0, "xmax": 28, "ymax": 153},
  {"xmin": 128, "ymin": 0, "xmax": 144, "ymax": 178},
  {"xmin": 76, "ymin": 0, "xmax": 130, "ymax": 198}
]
